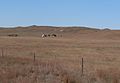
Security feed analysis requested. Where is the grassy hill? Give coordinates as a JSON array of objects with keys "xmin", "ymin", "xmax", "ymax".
[{"xmin": 0, "ymin": 26, "xmax": 120, "ymax": 40}]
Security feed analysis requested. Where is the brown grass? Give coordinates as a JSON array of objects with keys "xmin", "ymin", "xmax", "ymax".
[{"xmin": 0, "ymin": 28, "xmax": 120, "ymax": 83}]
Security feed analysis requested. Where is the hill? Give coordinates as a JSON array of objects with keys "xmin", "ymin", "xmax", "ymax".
[
  {"xmin": 0, "ymin": 26, "xmax": 120, "ymax": 40},
  {"xmin": 0, "ymin": 26, "xmax": 97, "ymax": 36}
]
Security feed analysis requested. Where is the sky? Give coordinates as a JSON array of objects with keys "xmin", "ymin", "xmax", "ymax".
[{"xmin": 0, "ymin": 0, "xmax": 120, "ymax": 29}]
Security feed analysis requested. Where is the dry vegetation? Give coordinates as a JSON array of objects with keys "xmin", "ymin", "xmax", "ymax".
[{"xmin": 0, "ymin": 26, "xmax": 120, "ymax": 83}]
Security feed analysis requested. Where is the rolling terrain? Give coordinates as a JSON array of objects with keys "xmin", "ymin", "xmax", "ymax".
[{"xmin": 0, "ymin": 26, "xmax": 120, "ymax": 83}]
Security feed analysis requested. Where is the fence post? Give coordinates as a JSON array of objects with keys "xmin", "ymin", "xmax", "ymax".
[
  {"xmin": 81, "ymin": 57, "xmax": 84, "ymax": 76},
  {"xmin": 33, "ymin": 52, "xmax": 35, "ymax": 62}
]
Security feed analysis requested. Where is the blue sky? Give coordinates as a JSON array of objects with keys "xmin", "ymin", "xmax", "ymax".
[{"xmin": 0, "ymin": 0, "xmax": 120, "ymax": 29}]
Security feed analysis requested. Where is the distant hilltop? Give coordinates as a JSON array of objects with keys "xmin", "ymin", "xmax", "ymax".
[
  {"xmin": 0, "ymin": 25, "xmax": 120, "ymax": 40},
  {"xmin": 0, "ymin": 25, "xmax": 100, "ymax": 30}
]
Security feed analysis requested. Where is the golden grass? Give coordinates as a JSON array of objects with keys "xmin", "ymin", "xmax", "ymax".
[{"xmin": 0, "ymin": 36, "xmax": 120, "ymax": 83}]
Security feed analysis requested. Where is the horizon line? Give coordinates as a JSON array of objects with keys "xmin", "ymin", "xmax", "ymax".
[{"xmin": 0, "ymin": 25, "xmax": 119, "ymax": 30}]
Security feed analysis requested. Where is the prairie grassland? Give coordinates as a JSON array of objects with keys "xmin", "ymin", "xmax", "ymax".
[{"xmin": 0, "ymin": 36, "xmax": 120, "ymax": 83}]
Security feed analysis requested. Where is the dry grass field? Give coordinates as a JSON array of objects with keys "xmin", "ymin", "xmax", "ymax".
[{"xmin": 0, "ymin": 26, "xmax": 120, "ymax": 83}]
